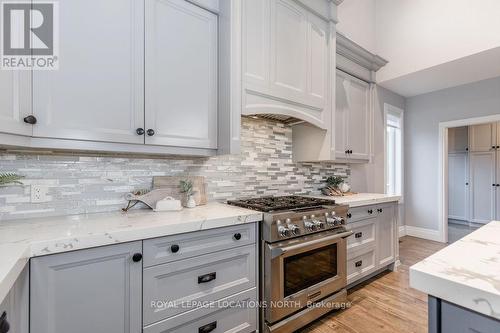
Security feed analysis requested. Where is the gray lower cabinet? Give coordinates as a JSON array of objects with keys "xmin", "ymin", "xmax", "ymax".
[
  {"xmin": 143, "ymin": 288, "xmax": 257, "ymax": 333},
  {"xmin": 0, "ymin": 265, "xmax": 29, "ymax": 333},
  {"xmin": 346, "ymin": 202, "xmax": 398, "ymax": 286},
  {"xmin": 429, "ymin": 296, "xmax": 500, "ymax": 333},
  {"xmin": 30, "ymin": 241, "xmax": 143, "ymax": 333}
]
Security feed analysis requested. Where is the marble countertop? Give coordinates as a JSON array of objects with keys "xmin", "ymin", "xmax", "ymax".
[
  {"xmin": 308, "ymin": 193, "xmax": 401, "ymax": 207},
  {"xmin": 410, "ymin": 221, "xmax": 500, "ymax": 320},
  {"xmin": 0, "ymin": 202, "xmax": 262, "ymax": 304}
]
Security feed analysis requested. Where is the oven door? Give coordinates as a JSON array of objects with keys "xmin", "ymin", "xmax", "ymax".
[{"xmin": 264, "ymin": 229, "xmax": 352, "ymax": 323}]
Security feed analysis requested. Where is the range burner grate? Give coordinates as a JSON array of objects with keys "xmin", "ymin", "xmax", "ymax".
[{"xmin": 227, "ymin": 195, "xmax": 335, "ymax": 212}]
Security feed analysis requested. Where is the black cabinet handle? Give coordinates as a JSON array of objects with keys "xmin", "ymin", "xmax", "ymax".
[
  {"xmin": 465, "ymin": 147, "xmax": 469, "ymax": 151},
  {"xmin": 198, "ymin": 272, "xmax": 216, "ymax": 284},
  {"xmin": 198, "ymin": 321, "xmax": 217, "ymax": 333},
  {"xmin": 0, "ymin": 311, "xmax": 10, "ymax": 333},
  {"xmin": 355, "ymin": 260, "xmax": 363, "ymax": 268},
  {"xmin": 347, "ymin": 213, "xmax": 352, "ymax": 219},
  {"xmin": 377, "ymin": 208, "xmax": 383, "ymax": 213},
  {"xmin": 23, "ymin": 115, "xmax": 37, "ymax": 124},
  {"xmin": 497, "ymin": 146, "xmax": 500, "ymax": 149},
  {"xmin": 492, "ymin": 146, "xmax": 496, "ymax": 150},
  {"xmin": 132, "ymin": 253, "xmax": 142, "ymax": 262},
  {"xmin": 233, "ymin": 233, "xmax": 242, "ymax": 240},
  {"xmin": 466, "ymin": 182, "xmax": 469, "ymax": 185},
  {"xmin": 147, "ymin": 129, "xmax": 155, "ymax": 136},
  {"xmin": 355, "ymin": 232, "xmax": 363, "ymax": 239},
  {"xmin": 136, "ymin": 128, "xmax": 145, "ymax": 135},
  {"xmin": 170, "ymin": 244, "xmax": 180, "ymax": 253},
  {"xmin": 368, "ymin": 209, "xmax": 373, "ymax": 214},
  {"xmin": 349, "ymin": 150, "xmax": 353, "ymax": 154}
]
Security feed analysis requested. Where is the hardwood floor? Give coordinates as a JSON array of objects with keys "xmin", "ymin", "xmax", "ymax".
[{"xmin": 299, "ymin": 236, "xmax": 447, "ymax": 333}]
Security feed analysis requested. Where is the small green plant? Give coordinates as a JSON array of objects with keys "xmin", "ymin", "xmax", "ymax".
[
  {"xmin": 325, "ymin": 176, "xmax": 344, "ymax": 188},
  {"xmin": 0, "ymin": 173, "xmax": 24, "ymax": 186},
  {"xmin": 179, "ymin": 179, "xmax": 194, "ymax": 196}
]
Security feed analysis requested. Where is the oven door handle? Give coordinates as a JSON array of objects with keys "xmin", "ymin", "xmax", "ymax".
[{"xmin": 270, "ymin": 230, "xmax": 353, "ymax": 259}]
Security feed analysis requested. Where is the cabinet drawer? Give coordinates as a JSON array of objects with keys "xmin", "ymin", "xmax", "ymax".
[
  {"xmin": 347, "ymin": 248, "xmax": 376, "ymax": 285},
  {"xmin": 143, "ymin": 244, "xmax": 256, "ymax": 325},
  {"xmin": 347, "ymin": 205, "xmax": 378, "ymax": 223},
  {"xmin": 143, "ymin": 223, "xmax": 256, "ymax": 267},
  {"xmin": 347, "ymin": 218, "xmax": 376, "ymax": 252},
  {"xmin": 144, "ymin": 288, "xmax": 257, "ymax": 333}
]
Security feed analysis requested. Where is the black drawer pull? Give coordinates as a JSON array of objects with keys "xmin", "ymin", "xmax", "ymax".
[
  {"xmin": 355, "ymin": 260, "xmax": 363, "ymax": 267},
  {"xmin": 170, "ymin": 244, "xmax": 180, "ymax": 253},
  {"xmin": 23, "ymin": 115, "xmax": 37, "ymax": 124},
  {"xmin": 0, "ymin": 311, "xmax": 10, "ymax": 333},
  {"xmin": 368, "ymin": 209, "xmax": 373, "ymax": 214},
  {"xmin": 199, "ymin": 321, "xmax": 217, "ymax": 333},
  {"xmin": 198, "ymin": 272, "xmax": 216, "ymax": 284},
  {"xmin": 233, "ymin": 233, "xmax": 242, "ymax": 240},
  {"xmin": 377, "ymin": 208, "xmax": 383, "ymax": 213},
  {"xmin": 355, "ymin": 232, "xmax": 363, "ymax": 239},
  {"xmin": 347, "ymin": 213, "xmax": 352, "ymax": 219},
  {"xmin": 132, "ymin": 253, "xmax": 142, "ymax": 262}
]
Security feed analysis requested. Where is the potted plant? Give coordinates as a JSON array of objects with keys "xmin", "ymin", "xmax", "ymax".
[{"xmin": 179, "ymin": 179, "xmax": 197, "ymax": 208}]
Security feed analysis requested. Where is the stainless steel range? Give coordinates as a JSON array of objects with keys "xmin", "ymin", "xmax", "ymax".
[{"xmin": 227, "ymin": 196, "xmax": 353, "ymax": 333}]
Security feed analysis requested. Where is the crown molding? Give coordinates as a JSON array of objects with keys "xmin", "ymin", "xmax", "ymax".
[{"xmin": 336, "ymin": 32, "xmax": 388, "ymax": 72}]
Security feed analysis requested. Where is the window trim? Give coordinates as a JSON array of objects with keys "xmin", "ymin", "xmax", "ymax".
[{"xmin": 384, "ymin": 103, "xmax": 404, "ymax": 202}]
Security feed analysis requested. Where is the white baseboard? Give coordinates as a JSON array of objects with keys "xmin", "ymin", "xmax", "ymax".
[
  {"xmin": 399, "ymin": 226, "xmax": 406, "ymax": 237},
  {"xmin": 405, "ymin": 225, "xmax": 442, "ymax": 242}
]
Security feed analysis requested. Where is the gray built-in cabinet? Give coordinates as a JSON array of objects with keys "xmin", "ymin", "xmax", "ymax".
[
  {"xmin": 448, "ymin": 123, "xmax": 500, "ymax": 225},
  {"xmin": 0, "ymin": 0, "xmax": 239, "ymax": 157},
  {"xmin": 29, "ymin": 223, "xmax": 258, "ymax": 333},
  {"xmin": 345, "ymin": 202, "xmax": 399, "ymax": 286}
]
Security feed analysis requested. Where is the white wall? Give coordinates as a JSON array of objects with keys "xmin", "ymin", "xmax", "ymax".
[
  {"xmin": 405, "ymin": 76, "xmax": 500, "ymax": 231},
  {"xmin": 337, "ymin": 0, "xmax": 376, "ymax": 54},
  {"xmin": 375, "ymin": 0, "xmax": 500, "ymax": 83}
]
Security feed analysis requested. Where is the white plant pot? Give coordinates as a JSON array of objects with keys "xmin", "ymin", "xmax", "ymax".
[{"xmin": 186, "ymin": 195, "xmax": 196, "ymax": 208}]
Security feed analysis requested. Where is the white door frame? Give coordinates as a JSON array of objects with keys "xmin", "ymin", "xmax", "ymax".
[{"xmin": 439, "ymin": 114, "xmax": 500, "ymax": 243}]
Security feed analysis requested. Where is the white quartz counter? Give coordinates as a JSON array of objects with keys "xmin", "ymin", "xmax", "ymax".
[
  {"xmin": 0, "ymin": 203, "xmax": 262, "ymax": 304},
  {"xmin": 410, "ymin": 221, "xmax": 500, "ymax": 320},
  {"xmin": 309, "ymin": 193, "xmax": 401, "ymax": 207}
]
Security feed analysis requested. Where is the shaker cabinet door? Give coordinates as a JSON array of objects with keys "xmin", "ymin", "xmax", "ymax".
[
  {"xmin": 30, "ymin": 242, "xmax": 142, "ymax": 333},
  {"xmin": 0, "ymin": 70, "xmax": 32, "ymax": 136},
  {"xmin": 334, "ymin": 72, "xmax": 349, "ymax": 158},
  {"xmin": 376, "ymin": 205, "xmax": 396, "ymax": 267},
  {"xmin": 469, "ymin": 123, "xmax": 496, "ymax": 152},
  {"xmin": 145, "ymin": 0, "xmax": 218, "ymax": 149},
  {"xmin": 32, "ymin": 0, "xmax": 145, "ymax": 144},
  {"xmin": 469, "ymin": 152, "xmax": 496, "ymax": 224}
]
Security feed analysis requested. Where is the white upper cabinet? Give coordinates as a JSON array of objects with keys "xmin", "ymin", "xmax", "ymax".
[
  {"xmin": 448, "ymin": 126, "xmax": 469, "ymax": 153},
  {"xmin": 145, "ymin": 0, "xmax": 218, "ymax": 149},
  {"xmin": 0, "ymin": 71, "xmax": 32, "ymax": 136},
  {"xmin": 469, "ymin": 123, "xmax": 496, "ymax": 152},
  {"xmin": 242, "ymin": 0, "xmax": 329, "ymax": 129},
  {"xmin": 33, "ymin": 0, "xmax": 144, "ymax": 144},
  {"xmin": 335, "ymin": 70, "xmax": 371, "ymax": 161}
]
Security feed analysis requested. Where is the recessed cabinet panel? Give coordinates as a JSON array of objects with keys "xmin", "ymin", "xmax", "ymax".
[
  {"xmin": 448, "ymin": 153, "xmax": 469, "ymax": 221},
  {"xmin": 30, "ymin": 242, "xmax": 142, "ymax": 333},
  {"xmin": 376, "ymin": 205, "xmax": 396, "ymax": 266},
  {"xmin": 448, "ymin": 126, "xmax": 469, "ymax": 153},
  {"xmin": 33, "ymin": 0, "xmax": 144, "ymax": 144},
  {"xmin": 243, "ymin": 0, "xmax": 269, "ymax": 85},
  {"xmin": 0, "ymin": 71, "xmax": 32, "ymax": 136},
  {"xmin": 308, "ymin": 15, "xmax": 327, "ymax": 102},
  {"xmin": 335, "ymin": 73, "xmax": 349, "ymax": 158},
  {"xmin": 272, "ymin": 0, "xmax": 307, "ymax": 94},
  {"xmin": 469, "ymin": 152, "xmax": 496, "ymax": 224},
  {"xmin": 145, "ymin": 0, "xmax": 218, "ymax": 149},
  {"xmin": 469, "ymin": 124, "xmax": 496, "ymax": 152},
  {"xmin": 347, "ymin": 77, "xmax": 370, "ymax": 160}
]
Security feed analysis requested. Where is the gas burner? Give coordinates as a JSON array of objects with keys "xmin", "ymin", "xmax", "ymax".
[{"xmin": 227, "ymin": 195, "xmax": 335, "ymax": 212}]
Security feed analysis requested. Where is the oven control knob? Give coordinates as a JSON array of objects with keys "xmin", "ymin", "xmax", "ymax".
[
  {"xmin": 313, "ymin": 220, "xmax": 325, "ymax": 229},
  {"xmin": 325, "ymin": 213, "xmax": 336, "ymax": 226},
  {"xmin": 334, "ymin": 217, "xmax": 345, "ymax": 226},
  {"xmin": 288, "ymin": 223, "xmax": 300, "ymax": 235},
  {"xmin": 278, "ymin": 225, "xmax": 290, "ymax": 237}
]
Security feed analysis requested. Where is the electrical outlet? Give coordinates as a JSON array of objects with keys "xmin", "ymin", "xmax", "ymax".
[{"xmin": 31, "ymin": 185, "xmax": 49, "ymax": 203}]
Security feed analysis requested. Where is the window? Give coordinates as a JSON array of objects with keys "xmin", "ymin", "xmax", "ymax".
[{"xmin": 385, "ymin": 104, "xmax": 404, "ymax": 197}]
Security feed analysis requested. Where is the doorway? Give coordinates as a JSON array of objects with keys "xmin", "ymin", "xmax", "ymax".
[{"xmin": 439, "ymin": 115, "xmax": 500, "ymax": 243}]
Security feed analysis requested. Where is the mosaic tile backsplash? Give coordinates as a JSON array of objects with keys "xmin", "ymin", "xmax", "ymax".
[{"xmin": 0, "ymin": 118, "xmax": 350, "ymax": 221}]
